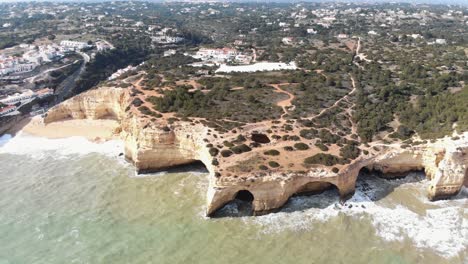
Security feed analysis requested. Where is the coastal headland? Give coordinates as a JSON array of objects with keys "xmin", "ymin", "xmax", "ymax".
[{"xmin": 22, "ymin": 85, "xmax": 468, "ymax": 216}]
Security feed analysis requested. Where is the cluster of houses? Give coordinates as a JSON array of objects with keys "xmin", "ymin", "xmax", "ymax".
[
  {"xmin": 0, "ymin": 39, "xmax": 114, "ymax": 77},
  {"xmin": 151, "ymin": 27, "xmax": 184, "ymax": 44},
  {"xmin": 0, "ymin": 88, "xmax": 53, "ymax": 117},
  {"xmin": 0, "ymin": 56, "xmax": 36, "ymax": 76},
  {"xmin": 0, "ymin": 43, "xmax": 67, "ymax": 76},
  {"xmin": 192, "ymin": 48, "xmax": 253, "ymax": 64}
]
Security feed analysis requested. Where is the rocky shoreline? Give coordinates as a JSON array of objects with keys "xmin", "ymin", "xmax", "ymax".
[{"xmin": 38, "ymin": 86, "xmax": 468, "ymax": 216}]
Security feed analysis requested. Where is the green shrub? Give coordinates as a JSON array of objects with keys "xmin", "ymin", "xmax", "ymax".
[
  {"xmin": 300, "ymin": 129, "xmax": 318, "ymax": 139},
  {"xmin": 209, "ymin": 147, "xmax": 219, "ymax": 157},
  {"xmin": 223, "ymin": 141, "xmax": 234, "ymax": 148},
  {"xmin": 294, "ymin": 143, "xmax": 309, "ymax": 150},
  {"xmin": 304, "ymin": 153, "xmax": 341, "ymax": 166},
  {"xmin": 268, "ymin": 161, "xmax": 280, "ymax": 168},
  {"xmin": 235, "ymin": 134, "xmax": 246, "ymax": 143},
  {"xmin": 289, "ymin": 135, "xmax": 300, "ymax": 141},
  {"xmin": 259, "ymin": 165, "xmax": 268, "ymax": 170},
  {"xmin": 332, "ymin": 167, "xmax": 339, "ymax": 173},
  {"xmin": 230, "ymin": 144, "xmax": 252, "ymax": 154},
  {"xmin": 315, "ymin": 143, "xmax": 329, "ymax": 151},
  {"xmin": 221, "ymin": 150, "xmax": 233, "ymax": 157},
  {"xmin": 132, "ymin": 98, "xmax": 144, "ymax": 107},
  {"xmin": 283, "ymin": 146, "xmax": 294, "ymax": 151},
  {"xmin": 264, "ymin": 149, "xmax": 280, "ymax": 156},
  {"xmin": 340, "ymin": 143, "xmax": 361, "ymax": 160}
]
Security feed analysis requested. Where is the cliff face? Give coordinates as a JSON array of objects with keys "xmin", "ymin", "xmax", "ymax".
[
  {"xmin": 121, "ymin": 113, "xmax": 213, "ymax": 173},
  {"xmin": 44, "ymin": 87, "xmax": 128, "ymax": 123},
  {"xmin": 44, "ymin": 86, "xmax": 468, "ymax": 217}
]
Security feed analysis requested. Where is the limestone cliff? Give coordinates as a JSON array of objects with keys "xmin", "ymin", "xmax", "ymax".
[
  {"xmin": 44, "ymin": 87, "xmax": 128, "ymax": 122},
  {"xmin": 44, "ymin": 86, "xmax": 468, "ymax": 217}
]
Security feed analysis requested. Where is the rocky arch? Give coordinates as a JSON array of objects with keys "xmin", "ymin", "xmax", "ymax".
[{"xmin": 293, "ymin": 181, "xmax": 339, "ymax": 196}]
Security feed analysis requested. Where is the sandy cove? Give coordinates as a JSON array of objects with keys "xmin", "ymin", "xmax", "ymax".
[{"xmin": 19, "ymin": 116, "xmax": 121, "ymax": 142}]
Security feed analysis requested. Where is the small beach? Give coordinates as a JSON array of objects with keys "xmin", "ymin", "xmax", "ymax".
[{"xmin": 19, "ymin": 116, "xmax": 120, "ymax": 142}]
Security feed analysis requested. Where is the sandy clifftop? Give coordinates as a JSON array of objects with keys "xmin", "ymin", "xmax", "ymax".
[{"xmin": 42, "ymin": 86, "xmax": 468, "ymax": 216}]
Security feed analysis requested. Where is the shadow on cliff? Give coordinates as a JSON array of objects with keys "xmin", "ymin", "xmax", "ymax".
[{"xmin": 136, "ymin": 161, "xmax": 209, "ymax": 175}]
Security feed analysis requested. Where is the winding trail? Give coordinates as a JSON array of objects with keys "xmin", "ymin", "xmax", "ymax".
[
  {"xmin": 270, "ymin": 83, "xmax": 296, "ymax": 119},
  {"xmin": 353, "ymin": 37, "xmax": 371, "ymax": 70},
  {"xmin": 309, "ymin": 74, "xmax": 357, "ymax": 120}
]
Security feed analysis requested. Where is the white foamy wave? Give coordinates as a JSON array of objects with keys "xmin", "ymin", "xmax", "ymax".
[
  {"xmin": 251, "ymin": 176, "xmax": 467, "ymax": 258},
  {"xmin": 0, "ymin": 133, "xmax": 124, "ymax": 159}
]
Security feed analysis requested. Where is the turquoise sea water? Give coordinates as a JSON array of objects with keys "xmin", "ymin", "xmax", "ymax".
[{"xmin": 0, "ymin": 134, "xmax": 466, "ymax": 264}]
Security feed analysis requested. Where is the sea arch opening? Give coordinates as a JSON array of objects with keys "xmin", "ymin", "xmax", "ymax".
[
  {"xmin": 212, "ymin": 189, "xmax": 255, "ymax": 218},
  {"xmin": 281, "ymin": 181, "xmax": 340, "ymax": 212}
]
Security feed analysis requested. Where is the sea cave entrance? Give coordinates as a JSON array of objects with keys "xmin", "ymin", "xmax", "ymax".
[
  {"xmin": 280, "ymin": 181, "xmax": 340, "ymax": 212},
  {"xmin": 235, "ymin": 190, "xmax": 254, "ymax": 202},
  {"xmin": 212, "ymin": 190, "xmax": 255, "ymax": 218},
  {"xmin": 355, "ymin": 167, "xmax": 426, "ymax": 202}
]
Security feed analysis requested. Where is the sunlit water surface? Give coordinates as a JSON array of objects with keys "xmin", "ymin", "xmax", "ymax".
[{"xmin": 0, "ymin": 134, "xmax": 466, "ymax": 264}]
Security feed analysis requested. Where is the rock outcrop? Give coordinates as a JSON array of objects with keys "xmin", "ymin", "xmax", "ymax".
[{"xmin": 44, "ymin": 86, "xmax": 468, "ymax": 217}]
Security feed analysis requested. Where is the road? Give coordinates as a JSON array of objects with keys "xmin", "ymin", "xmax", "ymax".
[
  {"xmin": 24, "ymin": 62, "xmax": 75, "ymax": 84},
  {"xmin": 55, "ymin": 51, "xmax": 89, "ymax": 102}
]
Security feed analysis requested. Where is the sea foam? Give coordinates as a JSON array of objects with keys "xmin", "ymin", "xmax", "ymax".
[
  {"xmin": 251, "ymin": 173, "xmax": 467, "ymax": 259},
  {"xmin": 0, "ymin": 132, "xmax": 124, "ymax": 159}
]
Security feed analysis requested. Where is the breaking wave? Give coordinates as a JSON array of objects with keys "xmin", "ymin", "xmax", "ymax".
[
  {"xmin": 250, "ymin": 173, "xmax": 467, "ymax": 258},
  {"xmin": 0, "ymin": 132, "xmax": 124, "ymax": 159}
]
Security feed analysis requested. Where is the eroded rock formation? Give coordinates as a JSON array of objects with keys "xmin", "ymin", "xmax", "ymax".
[{"xmin": 44, "ymin": 86, "xmax": 468, "ymax": 216}]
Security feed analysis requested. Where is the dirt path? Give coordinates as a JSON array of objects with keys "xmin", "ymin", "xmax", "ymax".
[
  {"xmin": 354, "ymin": 37, "xmax": 371, "ymax": 67},
  {"xmin": 270, "ymin": 83, "xmax": 296, "ymax": 119},
  {"xmin": 309, "ymin": 74, "xmax": 357, "ymax": 120}
]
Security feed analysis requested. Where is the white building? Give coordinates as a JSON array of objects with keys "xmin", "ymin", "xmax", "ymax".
[
  {"xmin": 60, "ymin": 40, "xmax": 91, "ymax": 50},
  {"xmin": 108, "ymin": 65, "xmax": 137, "ymax": 80},
  {"xmin": 194, "ymin": 48, "xmax": 238, "ymax": 62},
  {"xmin": 337, "ymin": 34, "xmax": 349, "ymax": 39},
  {"xmin": 282, "ymin": 37, "xmax": 294, "ymax": 45},
  {"xmin": 96, "ymin": 41, "xmax": 114, "ymax": 52},
  {"xmin": 0, "ymin": 105, "xmax": 17, "ymax": 116},
  {"xmin": 307, "ymin": 28, "xmax": 317, "ymax": 34},
  {"xmin": 151, "ymin": 35, "xmax": 184, "ymax": 44},
  {"xmin": 0, "ymin": 56, "xmax": 37, "ymax": 76},
  {"xmin": 163, "ymin": 49, "xmax": 176, "ymax": 57},
  {"xmin": 410, "ymin": 34, "xmax": 423, "ymax": 39},
  {"xmin": 0, "ymin": 90, "xmax": 35, "ymax": 104},
  {"xmin": 435, "ymin": 39, "xmax": 447, "ymax": 45},
  {"xmin": 22, "ymin": 45, "xmax": 63, "ymax": 64}
]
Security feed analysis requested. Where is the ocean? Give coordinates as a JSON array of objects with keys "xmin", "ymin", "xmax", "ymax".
[{"xmin": 0, "ymin": 133, "xmax": 466, "ymax": 264}]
